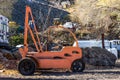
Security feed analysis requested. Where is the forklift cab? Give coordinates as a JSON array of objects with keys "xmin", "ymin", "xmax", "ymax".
[{"xmin": 41, "ymin": 26, "xmax": 76, "ymax": 51}]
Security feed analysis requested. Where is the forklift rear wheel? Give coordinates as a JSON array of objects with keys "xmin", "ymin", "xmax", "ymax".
[
  {"xmin": 18, "ymin": 58, "xmax": 36, "ymax": 75},
  {"xmin": 71, "ymin": 59, "xmax": 85, "ymax": 72}
]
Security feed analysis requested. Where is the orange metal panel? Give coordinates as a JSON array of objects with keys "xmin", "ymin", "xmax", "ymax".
[
  {"xmin": 38, "ymin": 59, "xmax": 71, "ymax": 69},
  {"xmin": 26, "ymin": 47, "xmax": 82, "ymax": 69}
]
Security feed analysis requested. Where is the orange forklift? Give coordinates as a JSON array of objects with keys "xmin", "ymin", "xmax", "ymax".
[{"xmin": 18, "ymin": 6, "xmax": 85, "ymax": 75}]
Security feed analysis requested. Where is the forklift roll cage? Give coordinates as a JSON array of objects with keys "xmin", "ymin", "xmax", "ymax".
[{"xmin": 20, "ymin": 5, "xmax": 79, "ymax": 57}]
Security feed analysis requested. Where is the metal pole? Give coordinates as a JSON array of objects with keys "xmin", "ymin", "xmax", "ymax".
[{"xmin": 102, "ymin": 33, "xmax": 105, "ymax": 49}]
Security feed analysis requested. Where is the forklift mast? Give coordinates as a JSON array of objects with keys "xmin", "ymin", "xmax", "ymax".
[{"xmin": 19, "ymin": 6, "xmax": 43, "ymax": 58}]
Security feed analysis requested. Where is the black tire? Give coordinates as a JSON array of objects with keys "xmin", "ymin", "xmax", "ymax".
[
  {"xmin": 18, "ymin": 58, "xmax": 36, "ymax": 75},
  {"xmin": 71, "ymin": 59, "xmax": 85, "ymax": 72}
]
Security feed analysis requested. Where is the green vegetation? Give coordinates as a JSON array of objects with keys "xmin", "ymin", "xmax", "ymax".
[
  {"xmin": 8, "ymin": 21, "xmax": 24, "ymax": 46},
  {"xmin": 9, "ymin": 34, "xmax": 24, "ymax": 46}
]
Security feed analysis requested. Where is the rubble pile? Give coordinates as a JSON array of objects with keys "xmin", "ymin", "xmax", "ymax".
[
  {"xmin": 0, "ymin": 49, "xmax": 19, "ymax": 70},
  {"xmin": 0, "ymin": 52, "xmax": 8, "ymax": 62},
  {"xmin": 0, "ymin": 52, "xmax": 8, "ymax": 69},
  {"xmin": 0, "ymin": 49, "xmax": 15, "ymax": 60},
  {"xmin": 5, "ymin": 60, "xmax": 17, "ymax": 69},
  {"xmin": 82, "ymin": 47, "xmax": 117, "ymax": 67}
]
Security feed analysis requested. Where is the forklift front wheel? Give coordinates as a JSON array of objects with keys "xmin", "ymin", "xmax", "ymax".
[
  {"xmin": 18, "ymin": 58, "xmax": 36, "ymax": 75},
  {"xmin": 71, "ymin": 59, "xmax": 85, "ymax": 72}
]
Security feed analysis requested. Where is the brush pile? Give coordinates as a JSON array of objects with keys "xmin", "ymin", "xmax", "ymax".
[{"xmin": 82, "ymin": 47, "xmax": 117, "ymax": 68}]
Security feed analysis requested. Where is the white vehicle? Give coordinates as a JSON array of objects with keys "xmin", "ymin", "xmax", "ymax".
[
  {"xmin": 0, "ymin": 15, "xmax": 9, "ymax": 44},
  {"xmin": 16, "ymin": 44, "xmax": 24, "ymax": 48},
  {"xmin": 73, "ymin": 40, "xmax": 118, "ymax": 58},
  {"xmin": 109, "ymin": 40, "xmax": 120, "ymax": 51},
  {"xmin": 109, "ymin": 40, "xmax": 120, "ymax": 58}
]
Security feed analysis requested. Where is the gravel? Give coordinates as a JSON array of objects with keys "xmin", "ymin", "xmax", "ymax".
[{"xmin": 0, "ymin": 65, "xmax": 120, "ymax": 80}]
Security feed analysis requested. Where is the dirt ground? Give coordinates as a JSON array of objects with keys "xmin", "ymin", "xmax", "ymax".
[
  {"xmin": 0, "ymin": 68, "xmax": 120, "ymax": 80},
  {"xmin": 0, "ymin": 60, "xmax": 120, "ymax": 80}
]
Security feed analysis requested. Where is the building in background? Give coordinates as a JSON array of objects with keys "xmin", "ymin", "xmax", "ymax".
[{"xmin": 0, "ymin": 15, "xmax": 9, "ymax": 44}]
